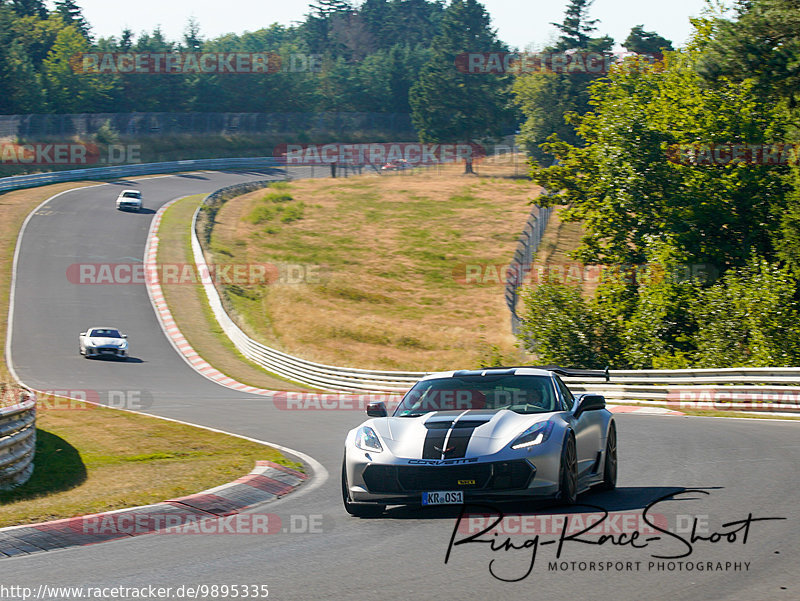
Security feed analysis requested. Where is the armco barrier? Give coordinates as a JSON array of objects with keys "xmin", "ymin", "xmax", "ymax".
[
  {"xmin": 0, "ymin": 391, "xmax": 36, "ymax": 490},
  {"xmin": 505, "ymin": 203, "xmax": 553, "ymax": 335},
  {"xmin": 0, "ymin": 157, "xmax": 283, "ymax": 193}
]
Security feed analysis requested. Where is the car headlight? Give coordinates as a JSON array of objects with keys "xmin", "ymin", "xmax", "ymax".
[
  {"xmin": 511, "ymin": 421, "xmax": 554, "ymax": 450},
  {"xmin": 355, "ymin": 426, "xmax": 383, "ymax": 453}
]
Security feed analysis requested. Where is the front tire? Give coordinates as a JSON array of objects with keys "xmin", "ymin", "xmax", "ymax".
[
  {"xmin": 342, "ymin": 460, "xmax": 385, "ymax": 517},
  {"xmin": 558, "ymin": 434, "xmax": 578, "ymax": 506},
  {"xmin": 598, "ymin": 422, "xmax": 617, "ymax": 491}
]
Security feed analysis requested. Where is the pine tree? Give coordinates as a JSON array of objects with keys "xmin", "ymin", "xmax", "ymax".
[
  {"xmin": 623, "ymin": 25, "xmax": 673, "ymax": 55},
  {"xmin": 183, "ymin": 17, "xmax": 202, "ymax": 51},
  {"xmin": 10, "ymin": 0, "xmax": 47, "ymax": 18},
  {"xmin": 551, "ymin": 0, "xmax": 599, "ymax": 51},
  {"xmin": 119, "ymin": 28, "xmax": 133, "ymax": 51},
  {"xmin": 514, "ymin": 0, "xmax": 613, "ymax": 163},
  {"xmin": 409, "ymin": 0, "xmax": 511, "ymax": 173},
  {"xmin": 54, "ymin": 0, "xmax": 90, "ymax": 39},
  {"xmin": 309, "ymin": 0, "xmax": 353, "ymax": 17}
]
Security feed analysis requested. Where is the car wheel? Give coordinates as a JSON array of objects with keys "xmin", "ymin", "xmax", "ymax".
[
  {"xmin": 558, "ymin": 434, "xmax": 578, "ymax": 506},
  {"xmin": 598, "ymin": 422, "xmax": 617, "ymax": 491},
  {"xmin": 342, "ymin": 460, "xmax": 385, "ymax": 517}
]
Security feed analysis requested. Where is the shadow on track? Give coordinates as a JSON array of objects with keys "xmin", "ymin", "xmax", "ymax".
[
  {"xmin": 363, "ymin": 486, "xmax": 726, "ymax": 520},
  {"xmin": 83, "ymin": 356, "xmax": 144, "ymax": 363}
]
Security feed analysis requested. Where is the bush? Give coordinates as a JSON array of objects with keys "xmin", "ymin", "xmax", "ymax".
[
  {"xmin": 693, "ymin": 258, "xmax": 800, "ymax": 367},
  {"xmin": 518, "ymin": 281, "xmax": 611, "ymax": 369},
  {"xmin": 280, "ymin": 202, "xmax": 305, "ymax": 223},
  {"xmin": 263, "ymin": 191, "xmax": 293, "ymax": 203},
  {"xmin": 247, "ymin": 205, "xmax": 279, "ymax": 224}
]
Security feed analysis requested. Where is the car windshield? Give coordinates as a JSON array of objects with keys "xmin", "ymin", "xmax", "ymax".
[
  {"xmin": 395, "ymin": 375, "xmax": 557, "ymax": 416},
  {"xmin": 90, "ymin": 329, "xmax": 121, "ymax": 338},
  {"xmin": 122, "ymin": 192, "xmax": 140, "ymax": 198}
]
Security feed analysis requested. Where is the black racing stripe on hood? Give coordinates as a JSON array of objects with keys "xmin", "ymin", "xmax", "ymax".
[
  {"xmin": 421, "ymin": 411, "xmax": 488, "ymax": 459},
  {"xmin": 442, "ymin": 425, "xmax": 479, "ymax": 459},
  {"xmin": 422, "ymin": 427, "xmax": 449, "ymax": 459}
]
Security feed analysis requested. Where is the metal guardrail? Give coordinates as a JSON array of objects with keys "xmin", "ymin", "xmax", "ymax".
[
  {"xmin": 561, "ymin": 367, "xmax": 800, "ymax": 412},
  {"xmin": 505, "ymin": 204, "xmax": 554, "ymax": 335},
  {"xmin": 0, "ymin": 390, "xmax": 36, "ymax": 490},
  {"xmin": 0, "ymin": 157, "xmax": 284, "ymax": 193},
  {"xmin": 506, "ymin": 159, "xmax": 560, "ymax": 334}
]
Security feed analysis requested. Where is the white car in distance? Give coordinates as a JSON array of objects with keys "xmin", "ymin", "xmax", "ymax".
[
  {"xmin": 116, "ymin": 189, "xmax": 142, "ymax": 211},
  {"xmin": 79, "ymin": 326, "xmax": 129, "ymax": 359}
]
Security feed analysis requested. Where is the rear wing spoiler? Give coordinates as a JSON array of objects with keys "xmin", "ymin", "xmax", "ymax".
[{"xmin": 498, "ymin": 365, "xmax": 610, "ymax": 382}]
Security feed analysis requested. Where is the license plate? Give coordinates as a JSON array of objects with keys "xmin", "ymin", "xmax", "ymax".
[{"xmin": 422, "ymin": 491, "xmax": 463, "ymax": 505}]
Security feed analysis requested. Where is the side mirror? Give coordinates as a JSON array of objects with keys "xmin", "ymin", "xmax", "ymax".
[
  {"xmin": 574, "ymin": 394, "xmax": 605, "ymax": 419},
  {"xmin": 366, "ymin": 401, "xmax": 388, "ymax": 418},
  {"xmin": 122, "ymin": 334, "xmax": 128, "ymax": 338},
  {"xmin": 80, "ymin": 332, "xmax": 86, "ymax": 337}
]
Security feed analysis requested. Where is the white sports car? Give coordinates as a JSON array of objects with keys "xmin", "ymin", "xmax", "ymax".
[
  {"xmin": 342, "ymin": 366, "xmax": 615, "ymax": 517},
  {"xmin": 116, "ymin": 189, "xmax": 142, "ymax": 211},
  {"xmin": 79, "ymin": 326, "xmax": 129, "ymax": 359}
]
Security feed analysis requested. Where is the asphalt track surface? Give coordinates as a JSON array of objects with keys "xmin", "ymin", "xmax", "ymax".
[{"xmin": 5, "ymin": 169, "xmax": 799, "ymax": 601}]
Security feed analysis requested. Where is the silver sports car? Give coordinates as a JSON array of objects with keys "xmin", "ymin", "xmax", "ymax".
[
  {"xmin": 342, "ymin": 367, "xmax": 616, "ymax": 517},
  {"xmin": 79, "ymin": 326, "xmax": 129, "ymax": 359}
]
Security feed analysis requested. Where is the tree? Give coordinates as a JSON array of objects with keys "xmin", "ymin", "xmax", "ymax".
[
  {"xmin": 529, "ymin": 51, "xmax": 789, "ymax": 270},
  {"xmin": 623, "ymin": 25, "xmax": 673, "ymax": 55},
  {"xmin": 550, "ymin": 0, "xmax": 600, "ymax": 51},
  {"xmin": 2, "ymin": 41, "xmax": 47, "ymax": 113},
  {"xmin": 513, "ymin": 0, "xmax": 613, "ymax": 163},
  {"xmin": 518, "ymin": 280, "xmax": 612, "ymax": 368},
  {"xmin": 54, "ymin": 0, "xmax": 90, "ymax": 39},
  {"xmin": 183, "ymin": 17, "xmax": 202, "ymax": 51},
  {"xmin": 303, "ymin": 0, "xmax": 354, "ymax": 56},
  {"xmin": 119, "ymin": 28, "xmax": 133, "ymax": 51},
  {"xmin": 309, "ymin": 0, "xmax": 353, "ymax": 16},
  {"xmin": 693, "ymin": 259, "xmax": 800, "ymax": 367},
  {"xmin": 409, "ymin": 0, "xmax": 511, "ymax": 173},
  {"xmin": 42, "ymin": 25, "xmax": 115, "ymax": 112},
  {"xmin": 357, "ymin": 43, "xmax": 432, "ymax": 112},
  {"xmin": 696, "ymin": 0, "xmax": 800, "ymax": 107},
  {"xmin": 10, "ymin": 0, "xmax": 46, "ymax": 18}
]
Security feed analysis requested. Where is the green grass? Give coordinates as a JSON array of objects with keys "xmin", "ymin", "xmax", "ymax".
[
  {"xmin": 157, "ymin": 194, "xmax": 314, "ymax": 392},
  {"xmin": 0, "ymin": 399, "xmax": 302, "ymax": 527},
  {"xmin": 208, "ymin": 166, "xmax": 537, "ymax": 371}
]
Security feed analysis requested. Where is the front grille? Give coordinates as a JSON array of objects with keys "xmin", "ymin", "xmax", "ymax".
[
  {"xmin": 398, "ymin": 463, "xmax": 493, "ymax": 491},
  {"xmin": 362, "ymin": 460, "xmax": 534, "ymax": 494}
]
